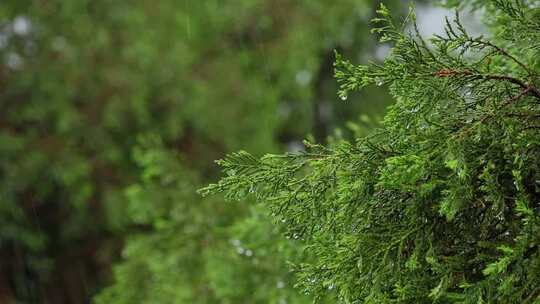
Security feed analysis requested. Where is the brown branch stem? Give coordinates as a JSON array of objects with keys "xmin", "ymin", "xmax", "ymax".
[
  {"xmin": 434, "ymin": 69, "xmax": 540, "ymax": 100},
  {"xmin": 478, "ymin": 40, "xmax": 534, "ymax": 77}
]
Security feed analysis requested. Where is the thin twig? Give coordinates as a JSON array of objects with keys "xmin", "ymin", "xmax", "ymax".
[
  {"xmin": 478, "ymin": 40, "xmax": 534, "ymax": 75},
  {"xmin": 453, "ymin": 87, "xmax": 532, "ymax": 139},
  {"xmin": 434, "ymin": 69, "xmax": 540, "ymax": 100},
  {"xmin": 523, "ymin": 285, "xmax": 540, "ymax": 304}
]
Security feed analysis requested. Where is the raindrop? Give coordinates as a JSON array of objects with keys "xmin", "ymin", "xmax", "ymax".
[
  {"xmin": 319, "ymin": 102, "xmax": 332, "ymax": 121},
  {"xmin": 5, "ymin": 52, "xmax": 23, "ymax": 70},
  {"xmin": 52, "ymin": 37, "xmax": 67, "ymax": 51},
  {"xmin": 237, "ymin": 247, "xmax": 245, "ymax": 254},
  {"xmin": 0, "ymin": 33, "xmax": 8, "ymax": 49},
  {"xmin": 295, "ymin": 70, "xmax": 312, "ymax": 86},
  {"xmin": 277, "ymin": 103, "xmax": 292, "ymax": 118},
  {"xmin": 24, "ymin": 40, "xmax": 35, "ymax": 55},
  {"xmin": 276, "ymin": 281, "xmax": 285, "ymax": 289},
  {"xmin": 357, "ymin": 257, "xmax": 363, "ymax": 269},
  {"xmin": 13, "ymin": 16, "xmax": 31, "ymax": 36},
  {"xmin": 287, "ymin": 141, "xmax": 305, "ymax": 153},
  {"xmin": 340, "ymin": 94, "xmax": 348, "ymax": 101},
  {"xmin": 375, "ymin": 44, "xmax": 391, "ymax": 61},
  {"xmin": 245, "ymin": 249, "xmax": 253, "ymax": 257},
  {"xmin": 186, "ymin": 15, "xmax": 191, "ymax": 39},
  {"xmin": 409, "ymin": 106, "xmax": 420, "ymax": 114}
]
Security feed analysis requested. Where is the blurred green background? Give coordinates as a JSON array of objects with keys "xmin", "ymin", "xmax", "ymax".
[{"xmin": 0, "ymin": 1, "xmax": 428, "ymax": 303}]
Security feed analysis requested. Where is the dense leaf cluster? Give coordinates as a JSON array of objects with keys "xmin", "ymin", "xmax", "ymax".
[{"xmin": 202, "ymin": 1, "xmax": 540, "ymax": 302}]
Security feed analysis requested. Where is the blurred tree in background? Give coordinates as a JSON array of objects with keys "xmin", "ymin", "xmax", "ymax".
[{"xmin": 0, "ymin": 1, "xmax": 409, "ymax": 303}]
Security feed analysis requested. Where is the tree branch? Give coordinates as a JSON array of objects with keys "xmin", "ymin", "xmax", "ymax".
[{"xmin": 434, "ymin": 69, "xmax": 540, "ymax": 100}]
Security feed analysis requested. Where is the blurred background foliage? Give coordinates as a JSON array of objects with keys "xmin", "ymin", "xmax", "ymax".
[{"xmin": 0, "ymin": 1, "xmax": 413, "ymax": 303}]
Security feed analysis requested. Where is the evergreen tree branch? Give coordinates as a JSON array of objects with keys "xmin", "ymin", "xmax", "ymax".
[{"xmin": 434, "ymin": 69, "xmax": 540, "ymax": 100}]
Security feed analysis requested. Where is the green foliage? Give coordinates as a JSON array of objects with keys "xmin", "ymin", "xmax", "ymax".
[
  {"xmin": 95, "ymin": 136, "xmax": 311, "ymax": 304},
  {"xmin": 203, "ymin": 1, "xmax": 540, "ymax": 302},
  {"xmin": 0, "ymin": 0, "xmax": 410, "ymax": 303},
  {"xmin": 94, "ymin": 1, "xmax": 407, "ymax": 303}
]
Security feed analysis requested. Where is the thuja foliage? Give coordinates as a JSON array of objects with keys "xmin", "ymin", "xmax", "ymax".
[{"xmin": 202, "ymin": 1, "xmax": 540, "ymax": 303}]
